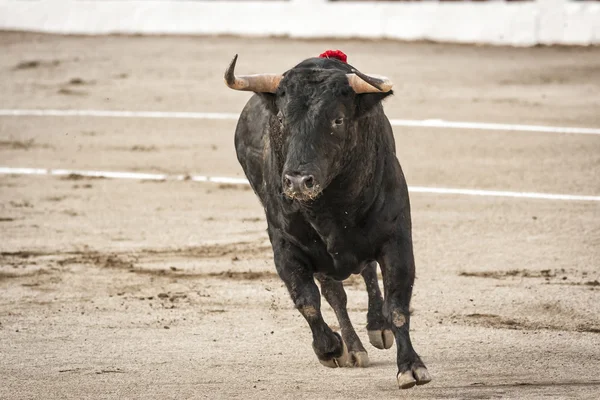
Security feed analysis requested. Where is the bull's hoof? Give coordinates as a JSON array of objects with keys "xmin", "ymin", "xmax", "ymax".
[
  {"xmin": 348, "ymin": 350, "xmax": 369, "ymax": 367},
  {"xmin": 368, "ymin": 329, "xmax": 394, "ymax": 349},
  {"xmin": 413, "ymin": 366, "xmax": 432, "ymax": 385},
  {"xmin": 317, "ymin": 338, "xmax": 349, "ymax": 368},
  {"xmin": 397, "ymin": 366, "xmax": 432, "ymax": 389},
  {"xmin": 397, "ymin": 370, "xmax": 417, "ymax": 389}
]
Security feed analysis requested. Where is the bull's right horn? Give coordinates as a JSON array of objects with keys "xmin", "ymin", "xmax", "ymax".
[{"xmin": 224, "ymin": 54, "xmax": 283, "ymax": 93}]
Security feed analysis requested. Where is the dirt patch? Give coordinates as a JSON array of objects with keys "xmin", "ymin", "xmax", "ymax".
[
  {"xmin": 548, "ymin": 280, "xmax": 600, "ymax": 287},
  {"xmin": 56, "ymin": 253, "xmax": 136, "ymax": 270},
  {"xmin": 60, "ymin": 174, "xmax": 104, "ymax": 181},
  {"xmin": 66, "ymin": 252, "xmax": 277, "ymax": 281},
  {"xmin": 462, "ymin": 313, "xmax": 522, "ymax": 329},
  {"xmin": 460, "ymin": 313, "xmax": 600, "ymax": 334},
  {"xmin": 0, "ymin": 269, "xmax": 50, "ymax": 282},
  {"xmin": 459, "ymin": 269, "xmax": 557, "ymax": 279},
  {"xmin": 72, "ymin": 184, "xmax": 93, "ymax": 189},
  {"xmin": 217, "ymin": 183, "xmax": 252, "ymax": 191},
  {"xmin": 0, "ymin": 139, "xmax": 51, "ymax": 150},
  {"xmin": 13, "ymin": 59, "xmax": 60, "ymax": 70},
  {"xmin": 110, "ymin": 145, "xmax": 159, "ymax": 152},
  {"xmin": 95, "ymin": 368, "xmax": 125, "ymax": 375},
  {"xmin": 44, "ymin": 196, "xmax": 67, "ymax": 202},
  {"xmin": 0, "ymin": 251, "xmax": 46, "ymax": 259},
  {"xmin": 114, "ymin": 260, "xmax": 275, "ymax": 281},
  {"xmin": 130, "ymin": 145, "xmax": 157, "ymax": 152},
  {"xmin": 67, "ymin": 77, "xmax": 93, "ymax": 86},
  {"xmin": 142, "ymin": 241, "xmax": 271, "ymax": 259},
  {"xmin": 3, "ymin": 243, "xmax": 275, "ymax": 281},
  {"xmin": 57, "ymin": 88, "xmax": 88, "ymax": 96},
  {"xmin": 241, "ymin": 217, "xmax": 262, "ymax": 223},
  {"xmin": 206, "ymin": 270, "xmax": 277, "ymax": 280},
  {"xmin": 9, "ymin": 200, "xmax": 33, "ymax": 208}
]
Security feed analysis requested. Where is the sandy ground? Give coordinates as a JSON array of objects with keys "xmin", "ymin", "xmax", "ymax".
[{"xmin": 0, "ymin": 32, "xmax": 599, "ymax": 399}]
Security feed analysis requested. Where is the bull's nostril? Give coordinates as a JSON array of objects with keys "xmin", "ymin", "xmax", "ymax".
[
  {"xmin": 304, "ymin": 176, "xmax": 314, "ymax": 189},
  {"xmin": 284, "ymin": 173, "xmax": 316, "ymax": 194}
]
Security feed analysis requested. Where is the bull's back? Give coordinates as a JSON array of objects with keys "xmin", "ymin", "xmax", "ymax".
[{"xmin": 234, "ymin": 95, "xmax": 271, "ymax": 199}]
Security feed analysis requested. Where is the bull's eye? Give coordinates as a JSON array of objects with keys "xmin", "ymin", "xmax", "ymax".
[
  {"xmin": 277, "ymin": 112, "xmax": 284, "ymax": 125},
  {"xmin": 333, "ymin": 117, "xmax": 344, "ymax": 126}
]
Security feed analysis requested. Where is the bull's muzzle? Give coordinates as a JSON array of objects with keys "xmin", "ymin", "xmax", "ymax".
[{"xmin": 283, "ymin": 173, "xmax": 321, "ymax": 201}]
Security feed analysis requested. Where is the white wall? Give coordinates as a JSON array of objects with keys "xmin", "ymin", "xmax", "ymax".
[{"xmin": 0, "ymin": 0, "xmax": 599, "ymax": 46}]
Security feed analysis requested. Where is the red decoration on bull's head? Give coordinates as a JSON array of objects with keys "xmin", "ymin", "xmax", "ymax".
[{"xmin": 319, "ymin": 50, "xmax": 347, "ymax": 63}]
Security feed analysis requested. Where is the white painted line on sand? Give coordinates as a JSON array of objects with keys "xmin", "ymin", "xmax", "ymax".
[
  {"xmin": 0, "ymin": 109, "xmax": 241, "ymax": 121},
  {"xmin": 407, "ymin": 186, "xmax": 600, "ymax": 202},
  {"xmin": 387, "ymin": 119, "xmax": 600, "ymax": 135},
  {"xmin": 1, "ymin": 167, "xmax": 599, "ymax": 203},
  {"xmin": 1, "ymin": 109, "xmax": 599, "ymax": 135}
]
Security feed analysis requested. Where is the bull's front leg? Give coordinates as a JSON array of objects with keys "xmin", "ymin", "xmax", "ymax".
[
  {"xmin": 273, "ymin": 242, "xmax": 349, "ymax": 368},
  {"xmin": 378, "ymin": 235, "xmax": 432, "ymax": 389},
  {"xmin": 361, "ymin": 261, "xmax": 395, "ymax": 350},
  {"xmin": 316, "ymin": 273, "xmax": 369, "ymax": 367}
]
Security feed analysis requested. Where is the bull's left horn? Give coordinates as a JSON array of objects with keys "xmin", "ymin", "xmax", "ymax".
[
  {"xmin": 346, "ymin": 69, "xmax": 393, "ymax": 93},
  {"xmin": 224, "ymin": 54, "xmax": 283, "ymax": 93}
]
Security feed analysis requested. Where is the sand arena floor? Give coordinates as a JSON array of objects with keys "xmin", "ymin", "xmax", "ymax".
[{"xmin": 0, "ymin": 32, "xmax": 599, "ymax": 399}]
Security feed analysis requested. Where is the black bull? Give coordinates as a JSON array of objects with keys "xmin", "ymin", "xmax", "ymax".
[{"xmin": 225, "ymin": 54, "xmax": 431, "ymax": 389}]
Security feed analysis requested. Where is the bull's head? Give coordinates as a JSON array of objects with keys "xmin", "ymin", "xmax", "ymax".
[{"xmin": 225, "ymin": 54, "xmax": 393, "ymax": 202}]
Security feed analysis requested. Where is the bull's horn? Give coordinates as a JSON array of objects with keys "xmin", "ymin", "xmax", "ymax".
[
  {"xmin": 224, "ymin": 54, "xmax": 282, "ymax": 93},
  {"xmin": 347, "ymin": 69, "xmax": 393, "ymax": 93}
]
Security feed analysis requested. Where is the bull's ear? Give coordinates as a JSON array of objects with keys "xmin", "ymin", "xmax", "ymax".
[
  {"xmin": 355, "ymin": 91, "xmax": 393, "ymax": 118},
  {"xmin": 256, "ymin": 93, "xmax": 278, "ymax": 116}
]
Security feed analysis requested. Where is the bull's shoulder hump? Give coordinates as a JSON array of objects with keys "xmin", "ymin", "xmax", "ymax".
[
  {"xmin": 235, "ymin": 94, "xmax": 272, "ymax": 151},
  {"xmin": 240, "ymin": 94, "xmax": 271, "ymax": 119},
  {"xmin": 237, "ymin": 95, "xmax": 272, "ymax": 134}
]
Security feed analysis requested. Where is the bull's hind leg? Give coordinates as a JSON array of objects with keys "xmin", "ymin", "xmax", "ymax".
[
  {"xmin": 274, "ymin": 245, "xmax": 348, "ymax": 368},
  {"xmin": 379, "ymin": 238, "xmax": 432, "ymax": 389},
  {"xmin": 361, "ymin": 262, "xmax": 394, "ymax": 350},
  {"xmin": 316, "ymin": 274, "xmax": 369, "ymax": 367}
]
